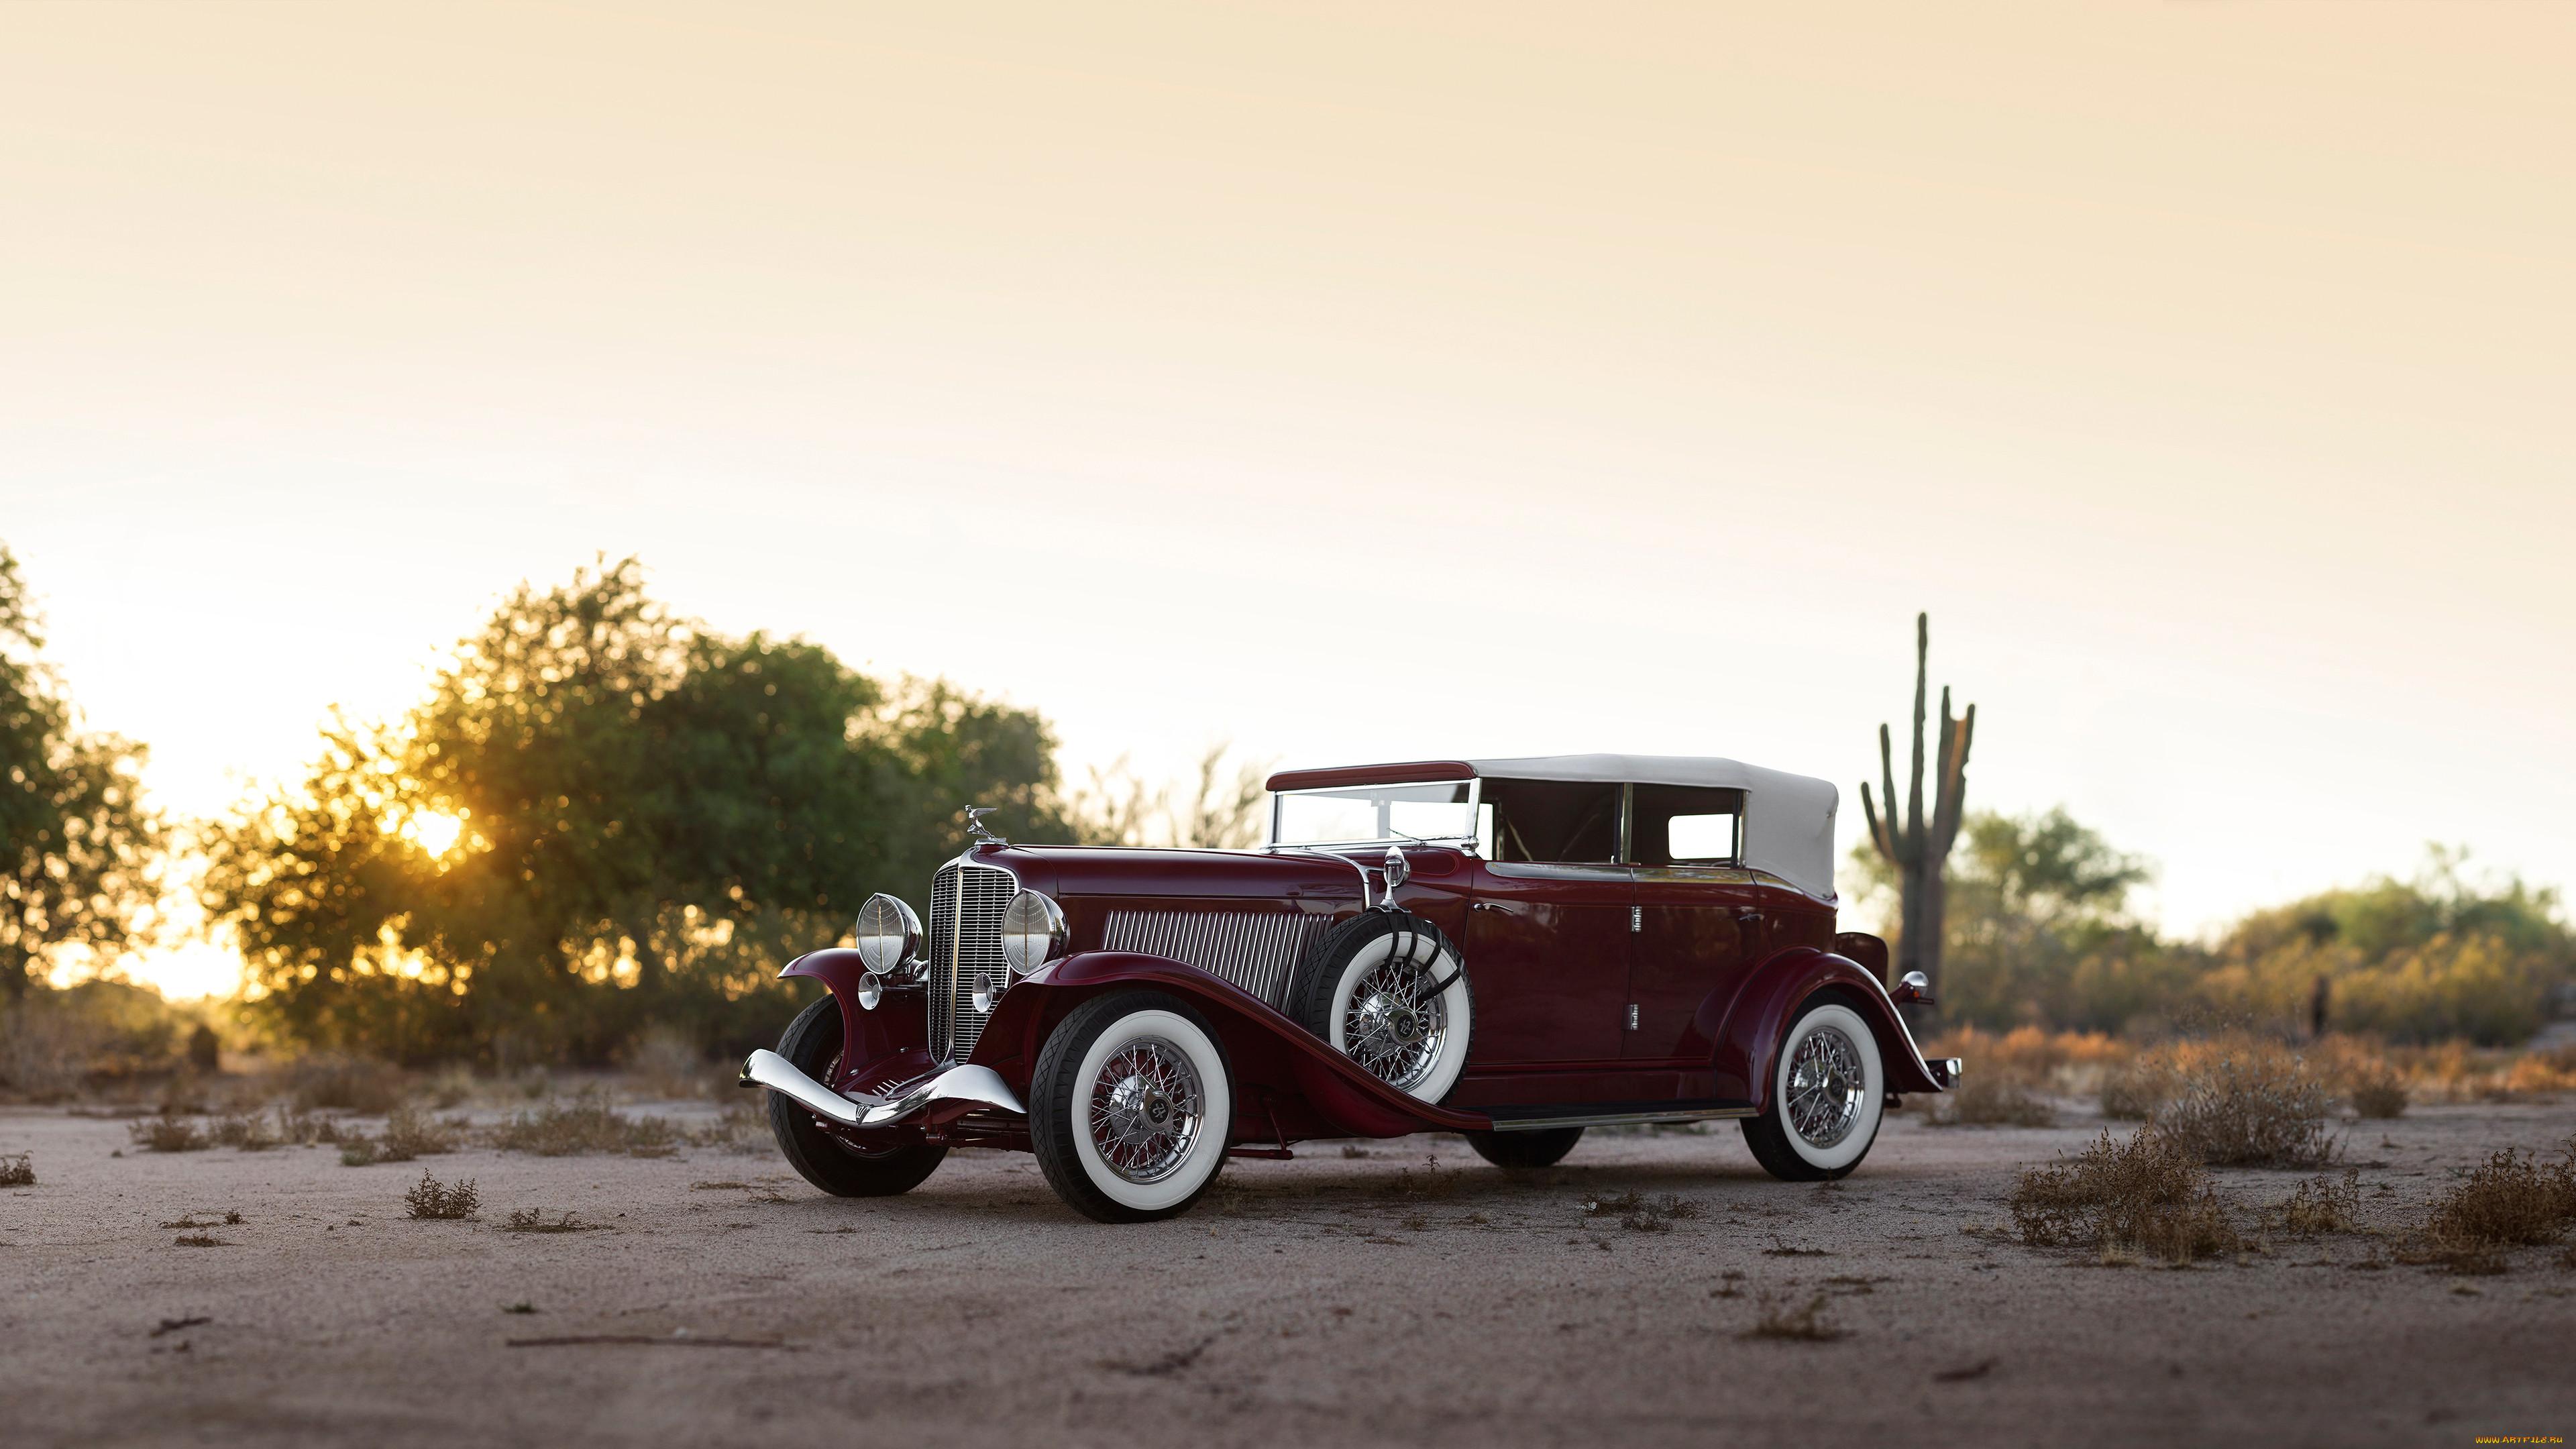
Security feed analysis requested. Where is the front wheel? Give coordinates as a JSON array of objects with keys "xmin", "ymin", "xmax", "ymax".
[
  {"xmin": 1030, "ymin": 991, "xmax": 1234, "ymax": 1223},
  {"xmin": 766, "ymin": 997, "xmax": 949, "ymax": 1197},
  {"xmin": 1741, "ymin": 997, "xmax": 1885, "ymax": 1182}
]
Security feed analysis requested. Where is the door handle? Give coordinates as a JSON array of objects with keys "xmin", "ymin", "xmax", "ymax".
[{"xmin": 1470, "ymin": 902, "xmax": 1516, "ymax": 914}]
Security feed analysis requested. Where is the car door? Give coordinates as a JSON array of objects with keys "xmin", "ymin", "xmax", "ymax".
[
  {"xmin": 1624, "ymin": 785, "xmax": 1760, "ymax": 1079},
  {"xmin": 1461, "ymin": 777, "xmax": 1630, "ymax": 1071}
]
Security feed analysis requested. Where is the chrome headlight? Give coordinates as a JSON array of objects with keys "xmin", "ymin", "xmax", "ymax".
[
  {"xmin": 1000, "ymin": 890, "xmax": 1069, "ymax": 976},
  {"xmin": 854, "ymin": 893, "xmax": 922, "ymax": 978}
]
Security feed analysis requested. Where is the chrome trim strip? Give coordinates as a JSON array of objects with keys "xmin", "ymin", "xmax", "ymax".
[
  {"xmin": 1487, "ymin": 1104, "xmax": 1756, "ymax": 1132},
  {"xmin": 740, "ymin": 1050, "xmax": 1027, "ymax": 1126}
]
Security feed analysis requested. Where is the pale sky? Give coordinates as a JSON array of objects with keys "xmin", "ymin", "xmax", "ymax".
[{"xmin": 3, "ymin": 2, "xmax": 2570, "ymax": 997}]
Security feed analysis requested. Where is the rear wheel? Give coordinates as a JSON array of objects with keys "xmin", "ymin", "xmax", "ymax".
[
  {"xmin": 1741, "ymin": 998, "xmax": 1884, "ymax": 1182},
  {"xmin": 1030, "ymin": 991, "xmax": 1233, "ymax": 1224},
  {"xmin": 766, "ymin": 997, "xmax": 948, "ymax": 1197},
  {"xmin": 1465, "ymin": 1126, "xmax": 1584, "ymax": 1169}
]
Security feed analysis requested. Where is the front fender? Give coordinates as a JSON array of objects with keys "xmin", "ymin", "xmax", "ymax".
[
  {"xmin": 975, "ymin": 950, "xmax": 1495, "ymax": 1140},
  {"xmin": 778, "ymin": 948, "xmax": 931, "ymax": 1093},
  {"xmin": 1715, "ymin": 948, "xmax": 1948, "ymax": 1106}
]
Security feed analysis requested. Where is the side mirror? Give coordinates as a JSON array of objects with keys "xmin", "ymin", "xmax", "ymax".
[
  {"xmin": 1382, "ymin": 846, "xmax": 1411, "ymax": 896},
  {"xmin": 1890, "ymin": 971, "xmax": 1934, "ymax": 1006}
]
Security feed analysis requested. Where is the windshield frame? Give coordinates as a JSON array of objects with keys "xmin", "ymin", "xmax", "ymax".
[{"xmin": 1265, "ymin": 777, "xmax": 1485, "ymax": 851}]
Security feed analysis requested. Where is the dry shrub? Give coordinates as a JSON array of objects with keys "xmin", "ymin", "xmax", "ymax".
[
  {"xmin": 1383, "ymin": 1156, "xmax": 1454, "ymax": 1199},
  {"xmin": 404, "ymin": 1170, "xmax": 480, "ymax": 1220},
  {"xmin": 1741, "ymin": 1292, "xmax": 1845, "ymax": 1341},
  {"xmin": 2421, "ymin": 1143, "xmax": 2576, "ymax": 1250},
  {"xmin": 288, "ymin": 1055, "xmax": 409, "ymax": 1115},
  {"xmin": 492, "ymin": 1093, "xmax": 678, "ymax": 1157},
  {"xmin": 2011, "ymin": 1126, "xmax": 2241, "ymax": 1264},
  {"xmin": 1923, "ymin": 1075, "xmax": 2055, "ymax": 1128},
  {"xmin": 338, "ymin": 1138, "xmax": 378, "ymax": 1167},
  {"xmin": 2098, "ymin": 1060, "xmax": 2180, "ymax": 1120},
  {"xmin": 209, "ymin": 1112, "xmax": 278, "ymax": 1151},
  {"xmin": 127, "ymin": 1117, "xmax": 209, "ymax": 1152},
  {"xmin": 2277, "ymin": 1169, "xmax": 2363, "ymax": 1234},
  {"xmin": 2345, "ymin": 1069, "xmax": 2408, "ymax": 1119},
  {"xmin": 0, "ymin": 1152, "xmax": 32, "ymax": 1186},
  {"xmin": 2149, "ymin": 1041, "xmax": 2337, "ymax": 1167}
]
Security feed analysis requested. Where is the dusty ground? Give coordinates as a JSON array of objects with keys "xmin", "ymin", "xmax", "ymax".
[{"xmin": 3, "ymin": 1093, "xmax": 2572, "ymax": 1449}]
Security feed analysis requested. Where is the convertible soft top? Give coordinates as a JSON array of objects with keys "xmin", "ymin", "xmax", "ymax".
[{"xmin": 1265, "ymin": 754, "xmax": 1841, "ymax": 900}]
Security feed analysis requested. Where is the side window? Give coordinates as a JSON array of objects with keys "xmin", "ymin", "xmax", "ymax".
[
  {"xmin": 1631, "ymin": 785, "xmax": 1744, "ymax": 867},
  {"xmin": 1481, "ymin": 778, "xmax": 1622, "ymax": 863}
]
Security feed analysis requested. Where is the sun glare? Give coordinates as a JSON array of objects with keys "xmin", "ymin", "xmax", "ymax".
[{"xmin": 403, "ymin": 809, "xmax": 468, "ymax": 857}]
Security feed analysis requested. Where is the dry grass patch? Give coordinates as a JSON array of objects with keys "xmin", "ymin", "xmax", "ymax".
[
  {"xmin": 126, "ymin": 1117, "xmax": 209, "ymax": 1152},
  {"xmin": 1581, "ymin": 1190, "xmax": 1701, "ymax": 1232},
  {"xmin": 0, "ymin": 1152, "xmax": 32, "ymax": 1187},
  {"xmin": 2010, "ymin": 1126, "xmax": 2241, "ymax": 1265},
  {"xmin": 504, "ymin": 1209, "xmax": 604, "ymax": 1233},
  {"xmin": 2275, "ymin": 1169, "xmax": 2364, "ymax": 1234},
  {"xmin": 492, "ymin": 1095, "xmax": 679, "ymax": 1157},
  {"xmin": 404, "ymin": 1170, "xmax": 481, "ymax": 1220},
  {"xmin": 2420, "ymin": 1142, "xmax": 2576, "ymax": 1251},
  {"xmin": 2150, "ymin": 1044, "xmax": 2338, "ymax": 1167},
  {"xmin": 1741, "ymin": 1291, "xmax": 1845, "ymax": 1341},
  {"xmin": 1922, "ymin": 1075, "xmax": 2055, "ymax": 1127}
]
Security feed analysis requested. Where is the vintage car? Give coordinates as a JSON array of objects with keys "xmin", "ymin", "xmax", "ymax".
[{"xmin": 741, "ymin": 754, "xmax": 1960, "ymax": 1222}]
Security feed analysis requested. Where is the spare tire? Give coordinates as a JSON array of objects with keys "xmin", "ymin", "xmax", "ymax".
[{"xmin": 1287, "ymin": 910, "xmax": 1474, "ymax": 1104}]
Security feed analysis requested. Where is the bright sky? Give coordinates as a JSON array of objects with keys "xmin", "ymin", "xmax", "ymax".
[{"xmin": 4, "ymin": 2, "xmax": 2570, "ymax": 998}]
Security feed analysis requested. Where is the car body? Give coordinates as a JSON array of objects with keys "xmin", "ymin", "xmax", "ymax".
[{"xmin": 742, "ymin": 754, "xmax": 1960, "ymax": 1220}]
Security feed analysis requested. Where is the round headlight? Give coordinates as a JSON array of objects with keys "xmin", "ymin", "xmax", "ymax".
[
  {"xmin": 854, "ymin": 893, "xmax": 922, "ymax": 977},
  {"xmin": 1000, "ymin": 890, "xmax": 1069, "ymax": 976}
]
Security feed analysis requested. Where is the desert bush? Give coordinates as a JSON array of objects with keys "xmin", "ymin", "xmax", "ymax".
[
  {"xmin": 2147, "ymin": 1042, "xmax": 2337, "ymax": 1167},
  {"xmin": 1923, "ymin": 1075, "xmax": 2055, "ymax": 1127},
  {"xmin": 338, "ymin": 1137, "xmax": 378, "ymax": 1167},
  {"xmin": 2421, "ymin": 1144, "xmax": 2576, "ymax": 1250},
  {"xmin": 288, "ymin": 1055, "xmax": 409, "ymax": 1114},
  {"xmin": 404, "ymin": 1170, "xmax": 480, "ymax": 1220},
  {"xmin": 2276, "ymin": 1169, "xmax": 2363, "ymax": 1234},
  {"xmin": 2098, "ymin": 1059, "xmax": 2178, "ymax": 1120},
  {"xmin": 492, "ymin": 1093, "xmax": 677, "ymax": 1157},
  {"xmin": 2345, "ymin": 1068, "xmax": 2408, "ymax": 1118},
  {"xmin": 0, "ymin": 1152, "xmax": 32, "ymax": 1186},
  {"xmin": 504, "ymin": 1209, "xmax": 599, "ymax": 1233},
  {"xmin": 209, "ymin": 1112, "xmax": 278, "ymax": 1151},
  {"xmin": 2011, "ymin": 1126, "xmax": 2241, "ymax": 1263},
  {"xmin": 127, "ymin": 1117, "xmax": 209, "ymax": 1152}
]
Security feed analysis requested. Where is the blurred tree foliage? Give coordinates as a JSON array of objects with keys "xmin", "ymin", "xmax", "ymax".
[
  {"xmin": 0, "ymin": 543, "xmax": 166, "ymax": 1009},
  {"xmin": 203, "ymin": 558, "xmax": 1068, "ymax": 1065},
  {"xmin": 1855, "ymin": 813, "xmax": 2573, "ymax": 1044},
  {"xmin": 1063, "ymin": 741, "xmax": 1273, "ymax": 849}
]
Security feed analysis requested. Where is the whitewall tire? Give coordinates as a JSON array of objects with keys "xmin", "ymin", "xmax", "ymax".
[
  {"xmin": 1289, "ymin": 912, "xmax": 1474, "ymax": 1105},
  {"xmin": 1741, "ymin": 998, "xmax": 1885, "ymax": 1182},
  {"xmin": 1030, "ymin": 991, "xmax": 1233, "ymax": 1223}
]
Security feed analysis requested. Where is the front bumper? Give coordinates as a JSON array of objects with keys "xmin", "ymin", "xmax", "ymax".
[{"xmin": 739, "ymin": 1049, "xmax": 1028, "ymax": 1128}]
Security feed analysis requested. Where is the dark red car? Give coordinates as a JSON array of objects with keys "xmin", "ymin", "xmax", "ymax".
[{"xmin": 742, "ymin": 755, "xmax": 1960, "ymax": 1222}]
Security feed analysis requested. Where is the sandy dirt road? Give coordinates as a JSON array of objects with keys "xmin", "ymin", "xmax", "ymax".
[{"xmin": 3, "ymin": 1097, "xmax": 2571, "ymax": 1448}]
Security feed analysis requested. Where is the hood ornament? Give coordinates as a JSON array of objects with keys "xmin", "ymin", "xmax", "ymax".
[{"xmin": 965, "ymin": 806, "xmax": 1008, "ymax": 847}]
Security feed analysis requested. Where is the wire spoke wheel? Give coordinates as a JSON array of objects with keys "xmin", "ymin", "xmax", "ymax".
[
  {"xmin": 1086, "ymin": 1036, "xmax": 1205, "ymax": 1185},
  {"xmin": 1783, "ymin": 1024, "xmax": 1866, "ymax": 1149},
  {"xmin": 1340, "ymin": 951, "xmax": 1449, "ymax": 1093}
]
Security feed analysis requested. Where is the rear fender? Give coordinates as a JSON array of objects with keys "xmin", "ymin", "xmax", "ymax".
[
  {"xmin": 1714, "ymin": 948, "xmax": 1947, "ymax": 1107},
  {"xmin": 777, "ymin": 948, "xmax": 932, "ymax": 1093},
  {"xmin": 973, "ymin": 951, "xmax": 1495, "ymax": 1140}
]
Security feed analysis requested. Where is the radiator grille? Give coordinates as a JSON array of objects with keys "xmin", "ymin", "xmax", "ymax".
[
  {"xmin": 928, "ymin": 858, "xmax": 1017, "ymax": 1063},
  {"xmin": 1102, "ymin": 909, "xmax": 1330, "ymax": 1010}
]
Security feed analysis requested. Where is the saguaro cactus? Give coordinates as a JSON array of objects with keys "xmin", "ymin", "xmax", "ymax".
[{"xmin": 1860, "ymin": 613, "xmax": 1975, "ymax": 1016}]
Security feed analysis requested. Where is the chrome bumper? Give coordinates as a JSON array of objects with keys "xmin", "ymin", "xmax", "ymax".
[
  {"xmin": 1929, "ymin": 1057, "xmax": 1965, "ymax": 1089},
  {"xmin": 739, "ymin": 1049, "xmax": 1028, "ymax": 1128}
]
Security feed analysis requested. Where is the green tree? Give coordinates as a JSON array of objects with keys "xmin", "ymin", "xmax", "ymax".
[
  {"xmin": 204, "ymin": 557, "xmax": 1065, "ymax": 1064},
  {"xmin": 0, "ymin": 543, "xmax": 165, "ymax": 1007}
]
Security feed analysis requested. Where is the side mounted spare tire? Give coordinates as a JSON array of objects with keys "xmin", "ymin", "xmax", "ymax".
[{"xmin": 1287, "ymin": 910, "xmax": 1474, "ymax": 1104}]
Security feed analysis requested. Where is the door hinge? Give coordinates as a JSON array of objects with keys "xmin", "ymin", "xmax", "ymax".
[
  {"xmin": 1629, "ymin": 906, "xmax": 1642, "ymax": 932},
  {"xmin": 1625, "ymin": 1004, "xmax": 1640, "ymax": 1030}
]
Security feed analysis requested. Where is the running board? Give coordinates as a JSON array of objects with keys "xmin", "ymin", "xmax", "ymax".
[{"xmin": 1482, "ymin": 1100, "xmax": 1756, "ymax": 1132}]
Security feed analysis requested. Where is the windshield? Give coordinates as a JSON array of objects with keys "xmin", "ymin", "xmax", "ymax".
[{"xmin": 1271, "ymin": 780, "xmax": 1479, "ymax": 847}]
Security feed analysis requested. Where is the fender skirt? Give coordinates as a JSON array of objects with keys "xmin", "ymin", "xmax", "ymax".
[
  {"xmin": 974, "ymin": 951, "xmax": 1496, "ymax": 1140},
  {"xmin": 1712, "ymin": 948, "xmax": 1953, "ymax": 1109}
]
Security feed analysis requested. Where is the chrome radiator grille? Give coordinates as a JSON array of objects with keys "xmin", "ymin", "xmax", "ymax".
[
  {"xmin": 928, "ymin": 858, "xmax": 1017, "ymax": 1063},
  {"xmin": 1102, "ymin": 909, "xmax": 1329, "ymax": 1010}
]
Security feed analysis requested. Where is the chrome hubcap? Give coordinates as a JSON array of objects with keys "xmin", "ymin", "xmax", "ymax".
[
  {"xmin": 1784, "ymin": 1024, "xmax": 1865, "ymax": 1149},
  {"xmin": 1344, "ymin": 949, "xmax": 1450, "ymax": 1091},
  {"xmin": 1089, "ymin": 1036, "xmax": 1204, "ymax": 1185}
]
